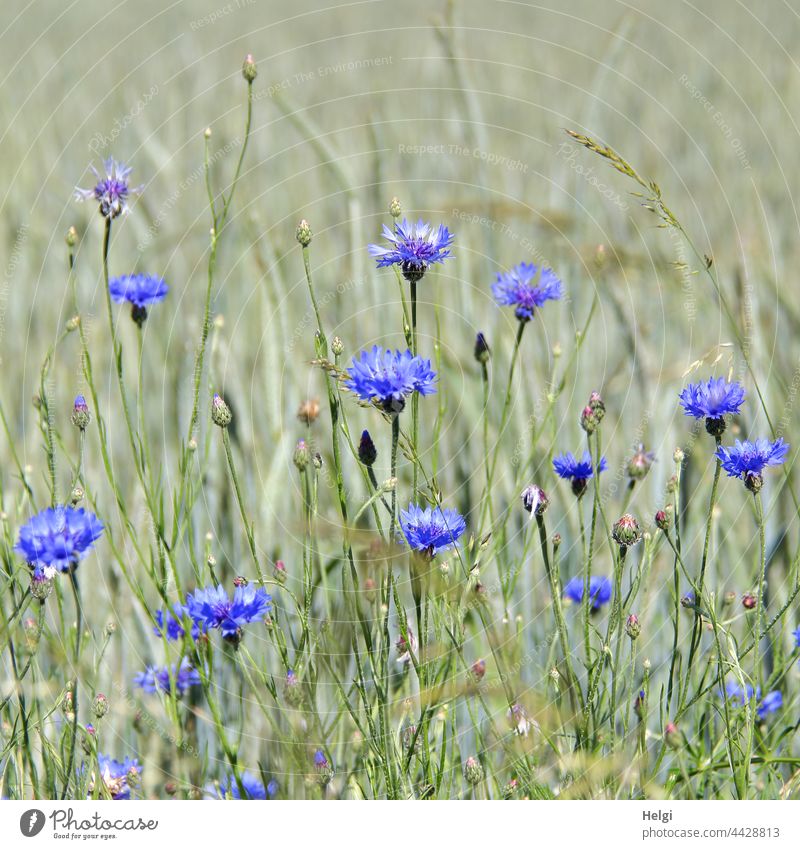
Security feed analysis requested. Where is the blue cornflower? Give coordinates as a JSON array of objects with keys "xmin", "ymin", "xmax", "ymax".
[
  {"xmin": 491, "ymin": 262, "xmax": 563, "ymax": 321},
  {"xmin": 368, "ymin": 218, "xmax": 454, "ymax": 281},
  {"xmin": 345, "ymin": 346, "xmax": 436, "ymax": 413},
  {"xmin": 153, "ymin": 603, "xmax": 203, "ymax": 641},
  {"xmin": 563, "ymin": 575, "xmax": 613, "ymax": 610},
  {"xmin": 553, "ymin": 450, "xmax": 608, "ymax": 497},
  {"xmin": 187, "ymin": 584, "xmax": 271, "ymax": 643},
  {"xmin": 679, "ymin": 377, "xmax": 745, "ymax": 437},
  {"xmin": 213, "ymin": 771, "xmax": 277, "ymax": 800},
  {"xmin": 716, "ymin": 438, "xmax": 789, "ymax": 491},
  {"xmin": 96, "ymin": 755, "xmax": 141, "ymax": 800},
  {"xmin": 793, "ymin": 625, "xmax": 800, "ymax": 650},
  {"xmin": 109, "ymin": 274, "xmax": 168, "ymax": 325},
  {"xmin": 134, "ymin": 658, "xmax": 201, "ymax": 697},
  {"xmin": 758, "ymin": 690, "xmax": 783, "ymax": 718},
  {"xmin": 15, "ymin": 506, "xmax": 104, "ymax": 580},
  {"xmin": 314, "ymin": 749, "xmax": 331, "ymax": 771},
  {"xmin": 399, "ymin": 503, "xmax": 466, "ymax": 559},
  {"xmin": 75, "ymin": 157, "xmax": 142, "ymax": 219}
]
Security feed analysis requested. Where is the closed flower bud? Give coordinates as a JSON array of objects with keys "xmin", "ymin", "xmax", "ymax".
[
  {"xmin": 164, "ymin": 781, "xmax": 177, "ymax": 797},
  {"xmin": 680, "ymin": 591, "xmax": 696, "ymax": 609},
  {"xmin": 469, "ymin": 658, "xmax": 486, "ymax": 684},
  {"xmin": 66, "ymin": 225, "xmax": 78, "ymax": 247},
  {"xmin": 363, "ymin": 576, "xmax": 377, "ymax": 603},
  {"xmin": 232, "ymin": 575, "xmax": 248, "ymax": 587},
  {"xmin": 242, "ymin": 53, "xmax": 257, "ymax": 83},
  {"xmin": 273, "ymin": 560, "xmax": 287, "ymax": 584},
  {"xmin": 70, "ymin": 486, "xmax": 84, "ymax": 505},
  {"xmin": 284, "ymin": 669, "xmax": 304, "ymax": 707},
  {"xmin": 723, "ymin": 590, "xmax": 736, "ymax": 606},
  {"xmin": 62, "ymin": 689, "xmax": 74, "ymax": 716},
  {"xmin": 521, "ymin": 484, "xmax": 548, "ymax": 516},
  {"xmin": 66, "ymin": 315, "xmax": 81, "ymax": 332},
  {"xmin": 625, "ymin": 613, "xmax": 641, "ymax": 640},
  {"xmin": 673, "ymin": 447, "xmax": 685, "ymax": 465},
  {"xmin": 71, "ymin": 395, "xmax": 91, "ymax": 430},
  {"xmin": 389, "ymin": 197, "xmax": 402, "ymax": 218},
  {"xmin": 105, "ymin": 621, "xmax": 116, "ymax": 635},
  {"xmin": 627, "ymin": 444, "xmax": 655, "ymax": 480},
  {"xmin": 612, "ymin": 514, "xmax": 642, "ymax": 548},
  {"xmin": 742, "ymin": 592, "xmax": 757, "ymax": 610},
  {"xmin": 358, "ymin": 430, "xmax": 377, "ymax": 466},
  {"xmin": 552, "ymin": 532, "xmax": 562, "ymax": 549},
  {"xmin": 655, "ymin": 508, "xmax": 671, "ymax": 532},
  {"xmin": 588, "ymin": 390, "xmax": 605, "ymax": 419},
  {"xmin": 297, "ymin": 398, "xmax": 320, "ymax": 424},
  {"xmin": 92, "ymin": 693, "xmax": 109, "ymax": 718},
  {"xmin": 296, "ymin": 219, "xmax": 312, "ymax": 247},
  {"xmin": 502, "ymin": 778, "xmax": 520, "ymax": 799},
  {"xmin": 312, "ymin": 452, "xmax": 323, "ymax": 470},
  {"xmin": 474, "ymin": 332, "xmax": 490, "ymax": 364},
  {"xmin": 580, "ymin": 404, "xmax": 600, "ymax": 433},
  {"xmin": 464, "ymin": 756, "xmax": 484, "ymax": 785},
  {"xmin": 211, "ymin": 393, "xmax": 232, "ymax": 428},
  {"xmin": 667, "ymin": 474, "xmax": 679, "ymax": 494},
  {"xmin": 664, "ymin": 721, "xmax": 681, "ymax": 749},
  {"xmin": 331, "ymin": 336, "xmax": 344, "ymax": 356}
]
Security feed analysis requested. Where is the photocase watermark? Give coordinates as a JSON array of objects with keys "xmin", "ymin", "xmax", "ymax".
[
  {"xmin": 679, "ymin": 74, "xmax": 751, "ymax": 170},
  {"xmin": 88, "ymin": 85, "xmax": 159, "ymax": 155},
  {"xmin": 257, "ymin": 56, "xmax": 393, "ymax": 100},
  {"xmin": 400, "ymin": 143, "xmax": 528, "ymax": 174},
  {"xmin": 0, "ymin": 223, "xmax": 27, "ymax": 347},
  {"xmin": 556, "ymin": 142, "xmax": 629, "ymax": 211},
  {"xmin": 18, "ymin": 807, "xmax": 158, "ymax": 836}
]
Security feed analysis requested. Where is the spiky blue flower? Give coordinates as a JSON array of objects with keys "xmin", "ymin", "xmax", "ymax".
[
  {"xmin": 716, "ymin": 438, "xmax": 789, "ymax": 483},
  {"xmin": 368, "ymin": 218, "xmax": 454, "ymax": 281},
  {"xmin": 15, "ymin": 506, "xmax": 104, "ymax": 580},
  {"xmin": 212, "ymin": 771, "xmax": 277, "ymax": 800},
  {"xmin": 97, "ymin": 755, "xmax": 141, "ymax": 800},
  {"xmin": 679, "ymin": 377, "xmax": 745, "ymax": 423},
  {"xmin": 345, "ymin": 346, "xmax": 436, "ymax": 413},
  {"xmin": 187, "ymin": 584, "xmax": 271, "ymax": 641},
  {"xmin": 725, "ymin": 681, "xmax": 782, "ymax": 718},
  {"xmin": 153, "ymin": 603, "xmax": 204, "ymax": 641},
  {"xmin": 399, "ymin": 503, "xmax": 466, "ymax": 558},
  {"xmin": 553, "ymin": 451, "xmax": 608, "ymax": 481},
  {"xmin": 75, "ymin": 157, "xmax": 142, "ymax": 219},
  {"xmin": 109, "ymin": 274, "xmax": 168, "ymax": 308},
  {"xmin": 314, "ymin": 749, "xmax": 330, "ymax": 770},
  {"xmin": 563, "ymin": 575, "xmax": 612, "ymax": 610},
  {"xmin": 134, "ymin": 658, "xmax": 201, "ymax": 697},
  {"xmin": 758, "ymin": 690, "xmax": 783, "ymax": 718},
  {"xmin": 491, "ymin": 262, "xmax": 563, "ymax": 321}
]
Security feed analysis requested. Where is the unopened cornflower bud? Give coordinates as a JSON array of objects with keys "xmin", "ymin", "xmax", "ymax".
[
  {"xmin": 521, "ymin": 484, "xmax": 548, "ymax": 516},
  {"xmin": 594, "ymin": 243, "xmax": 607, "ymax": 269},
  {"xmin": 242, "ymin": 53, "xmax": 257, "ymax": 83},
  {"xmin": 673, "ymin": 447, "xmax": 685, "ymax": 465},
  {"xmin": 273, "ymin": 560, "xmax": 287, "ymax": 584},
  {"xmin": 723, "ymin": 590, "xmax": 736, "ymax": 606},
  {"xmin": 164, "ymin": 781, "xmax": 178, "ymax": 797},
  {"xmin": 470, "ymin": 658, "xmax": 486, "ymax": 684},
  {"xmin": 625, "ymin": 613, "xmax": 641, "ymax": 640},
  {"xmin": 664, "ymin": 721, "xmax": 681, "ymax": 749},
  {"xmin": 742, "ymin": 592, "xmax": 757, "ymax": 610},
  {"xmin": 293, "ymin": 440, "xmax": 309, "ymax": 471},
  {"xmin": 363, "ymin": 576, "xmax": 377, "ymax": 602},
  {"xmin": 62, "ymin": 689, "xmax": 74, "ymax": 716},
  {"xmin": 211, "ymin": 393, "xmax": 232, "ymax": 428},
  {"xmin": 588, "ymin": 390, "xmax": 605, "ymax": 419},
  {"xmin": 503, "ymin": 778, "xmax": 520, "ymax": 799},
  {"xmin": 358, "ymin": 430, "xmax": 377, "ymax": 466},
  {"xmin": 627, "ymin": 444, "xmax": 655, "ymax": 480},
  {"xmin": 204, "ymin": 127, "xmax": 212, "ymax": 139},
  {"xmin": 612, "ymin": 514, "xmax": 642, "ymax": 548},
  {"xmin": 297, "ymin": 398, "xmax": 320, "ymax": 424},
  {"xmin": 71, "ymin": 395, "xmax": 91, "ymax": 430},
  {"xmin": 331, "ymin": 336, "xmax": 344, "ymax": 356},
  {"xmin": 552, "ymin": 532, "xmax": 562, "ymax": 549},
  {"xmin": 634, "ymin": 689, "xmax": 646, "ymax": 719},
  {"xmin": 105, "ymin": 621, "xmax": 116, "ymax": 635},
  {"xmin": 188, "ymin": 438, "xmax": 198, "ymax": 452},
  {"xmin": 389, "ymin": 197, "xmax": 402, "ymax": 218},
  {"xmin": 70, "ymin": 486, "xmax": 84, "ymax": 505},
  {"xmin": 232, "ymin": 575, "xmax": 248, "ymax": 588},
  {"xmin": 580, "ymin": 404, "xmax": 600, "ymax": 434},
  {"xmin": 474, "ymin": 332, "xmax": 490, "ymax": 364},
  {"xmin": 66, "ymin": 225, "xmax": 78, "ymax": 247},
  {"xmin": 296, "ymin": 219, "xmax": 312, "ymax": 247},
  {"xmin": 66, "ymin": 315, "xmax": 80, "ymax": 332},
  {"xmin": 464, "ymin": 756, "xmax": 484, "ymax": 785},
  {"xmin": 655, "ymin": 508, "xmax": 671, "ymax": 532},
  {"xmin": 92, "ymin": 693, "xmax": 109, "ymax": 718},
  {"xmin": 284, "ymin": 668, "xmax": 304, "ymax": 707},
  {"xmin": 667, "ymin": 474, "xmax": 679, "ymax": 494},
  {"xmin": 681, "ymin": 591, "xmax": 696, "ymax": 609}
]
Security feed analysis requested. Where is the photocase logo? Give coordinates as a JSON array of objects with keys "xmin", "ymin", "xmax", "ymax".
[{"xmin": 20, "ymin": 809, "xmax": 45, "ymax": 837}]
